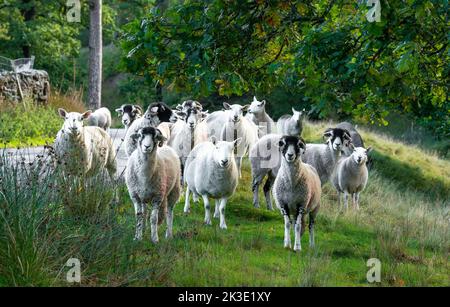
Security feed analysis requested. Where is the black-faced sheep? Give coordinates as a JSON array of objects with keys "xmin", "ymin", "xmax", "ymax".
[{"xmin": 272, "ymin": 136, "xmax": 321, "ymax": 251}]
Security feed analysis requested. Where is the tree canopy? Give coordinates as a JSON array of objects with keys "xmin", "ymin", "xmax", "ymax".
[{"xmin": 121, "ymin": 0, "xmax": 448, "ymax": 135}]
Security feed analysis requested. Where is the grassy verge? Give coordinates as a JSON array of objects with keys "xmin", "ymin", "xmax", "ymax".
[{"xmin": 0, "ymin": 121, "xmax": 448, "ymax": 286}]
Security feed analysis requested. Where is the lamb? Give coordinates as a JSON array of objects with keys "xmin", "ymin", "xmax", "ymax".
[
  {"xmin": 184, "ymin": 137, "xmax": 241, "ymax": 229},
  {"xmin": 115, "ymin": 104, "xmax": 143, "ymax": 130},
  {"xmin": 220, "ymin": 103, "xmax": 259, "ymax": 177},
  {"xmin": 167, "ymin": 106, "xmax": 208, "ymax": 173},
  {"xmin": 124, "ymin": 102, "xmax": 175, "ymax": 156},
  {"xmin": 276, "ymin": 108, "xmax": 304, "ymax": 136},
  {"xmin": 86, "ymin": 107, "xmax": 112, "ymax": 131},
  {"xmin": 245, "ymin": 96, "xmax": 276, "ymax": 136},
  {"xmin": 303, "ymin": 127, "xmax": 352, "ymax": 185},
  {"xmin": 331, "ymin": 145, "xmax": 371, "ymax": 210},
  {"xmin": 272, "ymin": 136, "xmax": 321, "ymax": 251},
  {"xmin": 125, "ymin": 127, "xmax": 181, "ymax": 243},
  {"xmin": 54, "ymin": 109, "xmax": 116, "ymax": 177},
  {"xmin": 250, "ymin": 109, "xmax": 304, "ymax": 210}
]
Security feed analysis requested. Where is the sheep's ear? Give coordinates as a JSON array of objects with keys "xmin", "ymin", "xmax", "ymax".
[
  {"xmin": 366, "ymin": 146, "xmax": 373, "ymax": 154},
  {"xmin": 82, "ymin": 110, "xmax": 92, "ymax": 119},
  {"xmin": 323, "ymin": 128, "xmax": 333, "ymax": 139},
  {"xmin": 234, "ymin": 137, "xmax": 242, "ymax": 147},
  {"xmin": 223, "ymin": 102, "xmax": 231, "ymax": 110},
  {"xmin": 253, "ymin": 96, "xmax": 257, "ymax": 102},
  {"xmin": 176, "ymin": 111, "xmax": 186, "ymax": 118},
  {"xmin": 201, "ymin": 111, "xmax": 209, "ymax": 119},
  {"xmin": 210, "ymin": 136, "xmax": 217, "ymax": 145},
  {"xmin": 242, "ymin": 104, "xmax": 250, "ymax": 112},
  {"xmin": 194, "ymin": 101, "xmax": 203, "ymax": 110},
  {"xmin": 277, "ymin": 138, "xmax": 286, "ymax": 149},
  {"xmin": 115, "ymin": 107, "xmax": 123, "ymax": 115},
  {"xmin": 149, "ymin": 106, "xmax": 159, "ymax": 115},
  {"xmin": 58, "ymin": 108, "xmax": 67, "ymax": 118},
  {"xmin": 260, "ymin": 100, "xmax": 266, "ymax": 106}
]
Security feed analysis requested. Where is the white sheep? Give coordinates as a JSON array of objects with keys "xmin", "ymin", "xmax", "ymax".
[
  {"xmin": 125, "ymin": 127, "xmax": 181, "ymax": 243},
  {"xmin": 220, "ymin": 103, "xmax": 259, "ymax": 177},
  {"xmin": 272, "ymin": 136, "xmax": 321, "ymax": 251},
  {"xmin": 86, "ymin": 107, "xmax": 112, "ymax": 131},
  {"xmin": 168, "ymin": 107, "xmax": 208, "ymax": 174},
  {"xmin": 204, "ymin": 110, "xmax": 228, "ymax": 140},
  {"xmin": 115, "ymin": 104, "xmax": 143, "ymax": 130},
  {"xmin": 184, "ymin": 137, "xmax": 241, "ymax": 229},
  {"xmin": 54, "ymin": 109, "xmax": 116, "ymax": 177},
  {"xmin": 245, "ymin": 96, "xmax": 276, "ymax": 136},
  {"xmin": 276, "ymin": 108, "xmax": 304, "ymax": 136},
  {"xmin": 303, "ymin": 127, "xmax": 352, "ymax": 185},
  {"xmin": 331, "ymin": 145, "xmax": 371, "ymax": 210}
]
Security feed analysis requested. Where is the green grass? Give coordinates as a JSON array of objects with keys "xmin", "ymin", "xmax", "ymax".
[{"xmin": 0, "ymin": 121, "xmax": 448, "ymax": 287}]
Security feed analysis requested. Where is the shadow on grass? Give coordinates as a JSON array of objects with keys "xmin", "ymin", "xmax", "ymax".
[{"xmin": 371, "ymin": 151, "xmax": 449, "ymax": 202}]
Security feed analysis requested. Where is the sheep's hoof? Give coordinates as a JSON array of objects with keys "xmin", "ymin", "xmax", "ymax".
[
  {"xmin": 220, "ymin": 224, "xmax": 227, "ymax": 230},
  {"xmin": 133, "ymin": 237, "xmax": 143, "ymax": 241},
  {"xmin": 165, "ymin": 232, "xmax": 173, "ymax": 239},
  {"xmin": 293, "ymin": 245, "xmax": 302, "ymax": 252},
  {"xmin": 204, "ymin": 220, "xmax": 212, "ymax": 226},
  {"xmin": 266, "ymin": 205, "xmax": 273, "ymax": 211},
  {"xmin": 284, "ymin": 242, "xmax": 291, "ymax": 249},
  {"xmin": 253, "ymin": 203, "xmax": 260, "ymax": 209},
  {"xmin": 183, "ymin": 210, "xmax": 190, "ymax": 214},
  {"xmin": 213, "ymin": 212, "xmax": 219, "ymax": 218}
]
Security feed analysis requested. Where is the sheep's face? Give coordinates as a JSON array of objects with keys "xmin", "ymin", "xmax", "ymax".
[
  {"xmin": 59, "ymin": 109, "xmax": 91, "ymax": 136},
  {"xmin": 279, "ymin": 136, "xmax": 306, "ymax": 163},
  {"xmin": 211, "ymin": 137, "xmax": 242, "ymax": 168},
  {"xmin": 116, "ymin": 104, "xmax": 141, "ymax": 127},
  {"xmin": 223, "ymin": 103, "xmax": 249, "ymax": 123},
  {"xmin": 177, "ymin": 108, "xmax": 202, "ymax": 129},
  {"xmin": 323, "ymin": 128, "xmax": 351, "ymax": 152},
  {"xmin": 352, "ymin": 147, "xmax": 371, "ymax": 165},
  {"xmin": 181, "ymin": 100, "xmax": 202, "ymax": 113},
  {"xmin": 247, "ymin": 96, "xmax": 266, "ymax": 115},
  {"xmin": 132, "ymin": 127, "xmax": 166, "ymax": 154}
]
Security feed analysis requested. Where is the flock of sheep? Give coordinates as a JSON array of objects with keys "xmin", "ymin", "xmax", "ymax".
[{"xmin": 54, "ymin": 97, "xmax": 371, "ymax": 251}]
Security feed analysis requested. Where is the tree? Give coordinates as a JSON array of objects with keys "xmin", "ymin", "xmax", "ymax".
[
  {"xmin": 121, "ymin": 0, "xmax": 448, "ymax": 135},
  {"xmin": 88, "ymin": 0, "xmax": 103, "ymax": 110}
]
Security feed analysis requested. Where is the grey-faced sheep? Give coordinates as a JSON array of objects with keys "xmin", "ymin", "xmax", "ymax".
[
  {"xmin": 272, "ymin": 136, "xmax": 321, "ymax": 251},
  {"xmin": 184, "ymin": 137, "xmax": 241, "ymax": 229},
  {"xmin": 221, "ymin": 103, "xmax": 259, "ymax": 177},
  {"xmin": 303, "ymin": 127, "xmax": 352, "ymax": 185},
  {"xmin": 276, "ymin": 108, "xmax": 304, "ymax": 136},
  {"xmin": 54, "ymin": 109, "xmax": 116, "ymax": 177},
  {"xmin": 115, "ymin": 104, "xmax": 143, "ymax": 130},
  {"xmin": 86, "ymin": 107, "xmax": 112, "ymax": 131},
  {"xmin": 331, "ymin": 145, "xmax": 371, "ymax": 210},
  {"xmin": 125, "ymin": 127, "xmax": 181, "ymax": 243},
  {"xmin": 245, "ymin": 96, "xmax": 276, "ymax": 136}
]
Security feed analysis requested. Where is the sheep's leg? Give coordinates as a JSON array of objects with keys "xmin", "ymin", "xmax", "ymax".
[
  {"xmin": 309, "ymin": 209, "xmax": 318, "ymax": 248},
  {"xmin": 202, "ymin": 195, "xmax": 212, "ymax": 225},
  {"xmin": 165, "ymin": 206, "xmax": 174, "ymax": 239},
  {"xmin": 150, "ymin": 204, "xmax": 160, "ymax": 243},
  {"xmin": 294, "ymin": 213, "xmax": 303, "ymax": 252},
  {"xmin": 184, "ymin": 188, "xmax": 191, "ymax": 214},
  {"xmin": 219, "ymin": 198, "xmax": 228, "ymax": 230},
  {"xmin": 132, "ymin": 198, "xmax": 145, "ymax": 241},
  {"xmin": 214, "ymin": 199, "xmax": 220, "ymax": 218},
  {"xmin": 337, "ymin": 191, "xmax": 341, "ymax": 208},
  {"xmin": 263, "ymin": 173, "xmax": 275, "ymax": 211},
  {"xmin": 343, "ymin": 192, "xmax": 349, "ymax": 211},
  {"xmin": 283, "ymin": 215, "xmax": 291, "ymax": 249},
  {"xmin": 235, "ymin": 156, "xmax": 242, "ymax": 178},
  {"xmin": 193, "ymin": 192, "xmax": 199, "ymax": 203},
  {"xmin": 355, "ymin": 193, "xmax": 360, "ymax": 210},
  {"xmin": 252, "ymin": 177, "xmax": 262, "ymax": 209}
]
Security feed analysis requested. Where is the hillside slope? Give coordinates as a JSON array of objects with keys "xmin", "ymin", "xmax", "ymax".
[{"xmin": 0, "ymin": 121, "xmax": 448, "ymax": 286}]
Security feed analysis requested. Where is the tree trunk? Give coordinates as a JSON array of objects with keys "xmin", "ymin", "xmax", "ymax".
[
  {"xmin": 20, "ymin": 0, "xmax": 36, "ymax": 58},
  {"xmin": 155, "ymin": 0, "xmax": 167, "ymax": 101},
  {"xmin": 88, "ymin": 0, "xmax": 102, "ymax": 110}
]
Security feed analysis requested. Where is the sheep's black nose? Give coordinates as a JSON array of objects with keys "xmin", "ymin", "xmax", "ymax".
[
  {"xmin": 287, "ymin": 153, "xmax": 294, "ymax": 158},
  {"xmin": 221, "ymin": 159, "xmax": 228, "ymax": 165}
]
